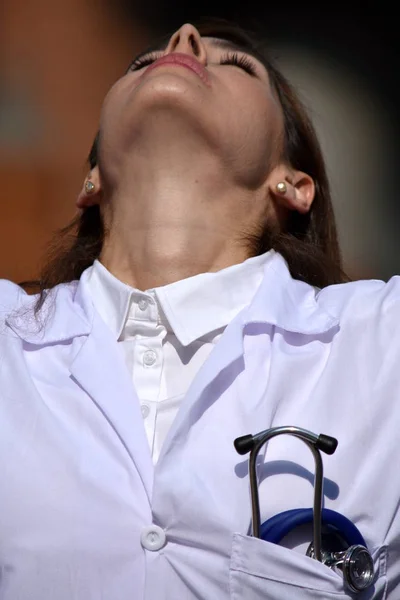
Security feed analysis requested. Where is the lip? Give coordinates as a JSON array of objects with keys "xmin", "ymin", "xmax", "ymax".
[{"xmin": 144, "ymin": 53, "xmax": 210, "ymax": 86}]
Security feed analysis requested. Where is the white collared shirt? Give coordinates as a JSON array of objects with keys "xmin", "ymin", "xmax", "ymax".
[{"xmin": 86, "ymin": 251, "xmax": 273, "ymax": 463}]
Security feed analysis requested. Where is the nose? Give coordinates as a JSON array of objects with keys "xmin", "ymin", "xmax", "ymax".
[{"xmin": 164, "ymin": 23, "xmax": 207, "ymax": 65}]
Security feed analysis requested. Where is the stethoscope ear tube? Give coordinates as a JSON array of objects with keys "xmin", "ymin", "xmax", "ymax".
[
  {"xmin": 234, "ymin": 429, "xmax": 338, "ymax": 456},
  {"xmin": 237, "ymin": 426, "xmax": 332, "ymax": 561}
]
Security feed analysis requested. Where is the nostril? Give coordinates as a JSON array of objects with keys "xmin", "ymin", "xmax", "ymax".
[
  {"xmin": 172, "ymin": 34, "xmax": 180, "ymax": 50},
  {"xmin": 189, "ymin": 34, "xmax": 199, "ymax": 56}
]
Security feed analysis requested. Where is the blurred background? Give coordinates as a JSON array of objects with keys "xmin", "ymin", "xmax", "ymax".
[{"xmin": 1, "ymin": 0, "xmax": 398, "ymax": 283}]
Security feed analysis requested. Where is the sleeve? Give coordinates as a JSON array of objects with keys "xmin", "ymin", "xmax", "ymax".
[
  {"xmin": 318, "ymin": 275, "xmax": 400, "ymax": 597},
  {"xmin": 376, "ymin": 276, "xmax": 400, "ymax": 598}
]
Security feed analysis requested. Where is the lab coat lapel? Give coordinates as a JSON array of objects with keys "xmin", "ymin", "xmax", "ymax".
[
  {"xmin": 158, "ymin": 310, "xmax": 246, "ymax": 463},
  {"xmin": 5, "ymin": 272, "xmax": 154, "ymax": 504},
  {"xmin": 69, "ymin": 311, "xmax": 153, "ymax": 502}
]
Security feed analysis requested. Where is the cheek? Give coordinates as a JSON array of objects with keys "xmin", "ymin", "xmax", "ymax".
[
  {"xmin": 98, "ymin": 78, "xmax": 136, "ymax": 170},
  {"xmin": 246, "ymin": 94, "xmax": 281, "ymax": 145},
  {"xmin": 99, "ymin": 79, "xmax": 128, "ymax": 130},
  {"xmin": 227, "ymin": 87, "xmax": 282, "ymax": 174}
]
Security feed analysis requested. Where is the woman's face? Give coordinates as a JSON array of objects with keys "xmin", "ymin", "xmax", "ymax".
[{"xmin": 98, "ymin": 23, "xmax": 284, "ymax": 189}]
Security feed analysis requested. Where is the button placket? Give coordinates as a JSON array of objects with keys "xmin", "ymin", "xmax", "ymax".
[
  {"xmin": 138, "ymin": 298, "xmax": 148, "ymax": 311},
  {"xmin": 143, "ymin": 349, "xmax": 157, "ymax": 367}
]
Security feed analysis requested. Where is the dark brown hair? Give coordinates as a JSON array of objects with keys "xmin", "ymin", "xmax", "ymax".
[{"xmin": 20, "ymin": 17, "xmax": 348, "ymax": 314}]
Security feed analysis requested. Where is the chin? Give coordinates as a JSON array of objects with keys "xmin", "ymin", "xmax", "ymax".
[
  {"xmin": 123, "ymin": 79, "xmax": 212, "ymax": 133},
  {"xmin": 133, "ymin": 72, "xmax": 206, "ymax": 108},
  {"xmin": 101, "ymin": 75, "xmax": 222, "ymax": 157}
]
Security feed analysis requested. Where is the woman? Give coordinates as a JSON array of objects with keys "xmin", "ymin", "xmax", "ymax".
[{"xmin": 0, "ymin": 18, "xmax": 398, "ymax": 599}]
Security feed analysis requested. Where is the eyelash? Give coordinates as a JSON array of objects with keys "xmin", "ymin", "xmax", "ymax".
[
  {"xmin": 128, "ymin": 51, "xmax": 257, "ymax": 76},
  {"xmin": 129, "ymin": 52, "xmax": 163, "ymax": 71},
  {"xmin": 219, "ymin": 52, "xmax": 257, "ymax": 76}
]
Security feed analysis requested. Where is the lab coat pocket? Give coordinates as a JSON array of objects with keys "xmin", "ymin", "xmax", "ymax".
[{"xmin": 229, "ymin": 533, "xmax": 387, "ymax": 599}]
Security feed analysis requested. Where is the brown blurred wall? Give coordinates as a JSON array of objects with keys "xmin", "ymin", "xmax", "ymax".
[{"xmin": 0, "ymin": 0, "xmax": 149, "ymax": 282}]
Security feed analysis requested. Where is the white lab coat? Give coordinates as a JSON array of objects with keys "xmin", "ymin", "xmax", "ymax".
[{"xmin": 0, "ymin": 251, "xmax": 399, "ymax": 599}]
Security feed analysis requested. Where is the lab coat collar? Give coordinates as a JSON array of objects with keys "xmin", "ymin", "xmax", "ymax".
[
  {"xmin": 5, "ymin": 251, "xmax": 338, "ymax": 345},
  {"xmin": 244, "ymin": 252, "xmax": 339, "ymax": 335},
  {"xmin": 5, "ymin": 277, "xmax": 93, "ymax": 344}
]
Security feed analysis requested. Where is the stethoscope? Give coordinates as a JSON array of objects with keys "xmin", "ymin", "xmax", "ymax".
[{"xmin": 234, "ymin": 426, "xmax": 375, "ymax": 593}]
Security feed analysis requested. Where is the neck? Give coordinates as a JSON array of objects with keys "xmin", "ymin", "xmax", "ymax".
[{"xmin": 99, "ymin": 142, "xmax": 265, "ymax": 291}]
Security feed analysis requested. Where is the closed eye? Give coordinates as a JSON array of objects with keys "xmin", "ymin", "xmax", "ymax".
[
  {"xmin": 128, "ymin": 50, "xmax": 258, "ymax": 77},
  {"xmin": 219, "ymin": 52, "xmax": 257, "ymax": 76}
]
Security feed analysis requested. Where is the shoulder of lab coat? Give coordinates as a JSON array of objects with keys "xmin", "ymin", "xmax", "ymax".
[
  {"xmin": 316, "ymin": 273, "xmax": 400, "ymax": 347},
  {"xmin": 0, "ymin": 278, "xmax": 26, "ymax": 314},
  {"xmin": 0, "ymin": 279, "xmax": 27, "ymax": 337},
  {"xmin": 0, "ymin": 276, "xmax": 92, "ymax": 344},
  {"xmin": 317, "ymin": 273, "xmax": 400, "ymax": 314}
]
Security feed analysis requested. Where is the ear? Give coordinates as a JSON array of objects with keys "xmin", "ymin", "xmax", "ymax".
[
  {"xmin": 268, "ymin": 166, "xmax": 315, "ymax": 215},
  {"xmin": 76, "ymin": 166, "xmax": 102, "ymax": 209}
]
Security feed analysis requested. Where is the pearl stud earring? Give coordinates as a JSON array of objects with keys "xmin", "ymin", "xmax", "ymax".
[
  {"xmin": 85, "ymin": 180, "xmax": 95, "ymax": 194},
  {"xmin": 276, "ymin": 182, "xmax": 287, "ymax": 194}
]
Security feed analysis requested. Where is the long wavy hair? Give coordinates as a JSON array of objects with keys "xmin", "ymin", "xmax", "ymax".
[{"xmin": 20, "ymin": 18, "xmax": 349, "ymax": 314}]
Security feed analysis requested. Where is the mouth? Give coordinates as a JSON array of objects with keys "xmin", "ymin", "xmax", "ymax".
[{"xmin": 144, "ymin": 53, "xmax": 210, "ymax": 86}]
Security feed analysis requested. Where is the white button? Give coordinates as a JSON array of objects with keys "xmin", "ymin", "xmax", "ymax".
[
  {"xmin": 140, "ymin": 525, "xmax": 167, "ymax": 551},
  {"xmin": 143, "ymin": 350, "xmax": 157, "ymax": 366},
  {"xmin": 141, "ymin": 403, "xmax": 150, "ymax": 419},
  {"xmin": 138, "ymin": 299, "xmax": 148, "ymax": 311}
]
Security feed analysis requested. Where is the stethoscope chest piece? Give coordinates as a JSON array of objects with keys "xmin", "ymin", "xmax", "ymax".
[{"xmin": 307, "ymin": 540, "xmax": 374, "ymax": 593}]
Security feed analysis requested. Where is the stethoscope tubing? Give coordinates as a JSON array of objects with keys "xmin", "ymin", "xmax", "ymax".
[{"xmin": 260, "ymin": 507, "xmax": 367, "ymax": 547}]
